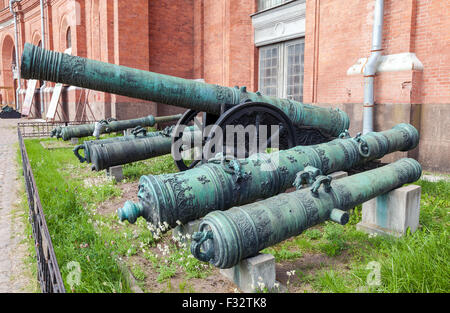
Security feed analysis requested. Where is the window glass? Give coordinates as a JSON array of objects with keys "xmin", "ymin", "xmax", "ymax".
[
  {"xmin": 258, "ymin": 0, "xmax": 290, "ymax": 11},
  {"xmin": 258, "ymin": 39, "xmax": 304, "ymax": 102},
  {"xmin": 285, "ymin": 41, "xmax": 304, "ymax": 102},
  {"xmin": 66, "ymin": 27, "xmax": 72, "ymax": 49},
  {"xmin": 259, "ymin": 45, "xmax": 279, "ymax": 97}
]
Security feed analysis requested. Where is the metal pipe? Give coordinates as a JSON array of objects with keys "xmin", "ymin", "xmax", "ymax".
[
  {"xmin": 9, "ymin": 0, "xmax": 22, "ymax": 110},
  {"xmin": 363, "ymin": 0, "xmax": 384, "ymax": 134},
  {"xmin": 39, "ymin": 0, "xmax": 46, "ymax": 114}
]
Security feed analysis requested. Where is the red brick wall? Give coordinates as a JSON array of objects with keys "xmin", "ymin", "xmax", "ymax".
[
  {"xmin": 304, "ymin": 0, "xmax": 449, "ymax": 172},
  {"xmin": 200, "ymin": 0, "xmax": 257, "ymax": 90},
  {"xmin": 148, "ymin": 0, "xmax": 195, "ymax": 118}
]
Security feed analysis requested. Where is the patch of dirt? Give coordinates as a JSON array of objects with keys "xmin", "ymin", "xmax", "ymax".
[
  {"xmin": 130, "ymin": 254, "xmax": 236, "ymax": 293},
  {"xmin": 125, "ymin": 231, "xmax": 236, "ymax": 293},
  {"xmin": 94, "ymin": 179, "xmax": 237, "ymax": 293},
  {"xmin": 96, "ymin": 181, "xmax": 140, "ymax": 216},
  {"xmin": 276, "ymin": 250, "xmax": 352, "ymax": 292}
]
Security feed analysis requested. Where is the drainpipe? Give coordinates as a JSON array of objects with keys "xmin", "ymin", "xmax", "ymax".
[
  {"xmin": 363, "ymin": 0, "xmax": 384, "ymax": 134},
  {"xmin": 39, "ymin": 0, "xmax": 46, "ymax": 115},
  {"xmin": 9, "ymin": 0, "xmax": 22, "ymax": 111}
]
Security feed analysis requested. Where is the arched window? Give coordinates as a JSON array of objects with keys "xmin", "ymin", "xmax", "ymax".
[
  {"xmin": 66, "ymin": 27, "xmax": 72, "ymax": 49},
  {"xmin": 12, "ymin": 46, "xmax": 16, "ymax": 66}
]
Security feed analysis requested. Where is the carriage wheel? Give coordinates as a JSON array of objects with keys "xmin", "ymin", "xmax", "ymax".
[
  {"xmin": 203, "ymin": 102, "xmax": 297, "ymax": 161},
  {"xmin": 171, "ymin": 109, "xmax": 204, "ymax": 171}
]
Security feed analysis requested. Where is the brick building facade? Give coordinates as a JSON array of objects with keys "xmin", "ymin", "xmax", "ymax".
[{"xmin": 0, "ymin": 0, "xmax": 448, "ymax": 172}]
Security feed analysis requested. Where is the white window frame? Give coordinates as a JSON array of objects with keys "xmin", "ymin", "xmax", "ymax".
[
  {"xmin": 258, "ymin": 38, "xmax": 305, "ymax": 102},
  {"xmin": 257, "ymin": 0, "xmax": 292, "ymax": 12}
]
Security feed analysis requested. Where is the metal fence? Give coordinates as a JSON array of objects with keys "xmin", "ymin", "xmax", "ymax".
[
  {"xmin": 18, "ymin": 120, "xmax": 96, "ymax": 138},
  {"xmin": 18, "ymin": 128, "xmax": 66, "ymax": 293}
]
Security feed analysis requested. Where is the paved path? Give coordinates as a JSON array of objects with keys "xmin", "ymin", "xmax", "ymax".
[{"xmin": 0, "ymin": 118, "xmax": 33, "ymax": 292}]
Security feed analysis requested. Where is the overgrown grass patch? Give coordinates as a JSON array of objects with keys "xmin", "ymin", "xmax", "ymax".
[
  {"xmin": 142, "ymin": 232, "xmax": 214, "ymax": 282},
  {"xmin": 122, "ymin": 154, "xmax": 178, "ymax": 181},
  {"xmin": 24, "ymin": 138, "xmax": 131, "ymax": 292}
]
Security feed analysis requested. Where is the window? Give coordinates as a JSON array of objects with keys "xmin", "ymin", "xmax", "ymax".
[
  {"xmin": 259, "ymin": 38, "xmax": 304, "ymax": 102},
  {"xmin": 12, "ymin": 46, "xmax": 16, "ymax": 66},
  {"xmin": 66, "ymin": 27, "xmax": 72, "ymax": 49},
  {"xmin": 258, "ymin": 0, "xmax": 291, "ymax": 11}
]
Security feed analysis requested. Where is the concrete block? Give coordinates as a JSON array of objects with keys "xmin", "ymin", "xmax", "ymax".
[
  {"xmin": 329, "ymin": 171, "xmax": 348, "ymax": 180},
  {"xmin": 173, "ymin": 219, "xmax": 202, "ymax": 242},
  {"xmin": 107, "ymin": 165, "xmax": 124, "ymax": 182},
  {"xmin": 357, "ymin": 185, "xmax": 421, "ymax": 237},
  {"xmin": 70, "ymin": 137, "xmax": 79, "ymax": 144},
  {"xmin": 220, "ymin": 253, "xmax": 284, "ymax": 293},
  {"xmin": 123, "ymin": 129, "xmax": 133, "ymax": 136}
]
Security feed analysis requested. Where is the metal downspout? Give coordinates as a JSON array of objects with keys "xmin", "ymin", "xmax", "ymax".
[
  {"xmin": 363, "ymin": 0, "xmax": 384, "ymax": 134},
  {"xmin": 9, "ymin": 0, "xmax": 22, "ymax": 110},
  {"xmin": 39, "ymin": 0, "xmax": 46, "ymax": 115}
]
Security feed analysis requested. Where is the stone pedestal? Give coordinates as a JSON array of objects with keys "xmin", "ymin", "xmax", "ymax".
[
  {"xmin": 329, "ymin": 171, "xmax": 348, "ymax": 180},
  {"xmin": 172, "ymin": 219, "xmax": 202, "ymax": 242},
  {"xmin": 107, "ymin": 165, "xmax": 124, "ymax": 182},
  {"xmin": 70, "ymin": 137, "xmax": 79, "ymax": 144},
  {"xmin": 123, "ymin": 129, "xmax": 133, "ymax": 136},
  {"xmin": 357, "ymin": 185, "xmax": 421, "ymax": 237},
  {"xmin": 220, "ymin": 254, "xmax": 284, "ymax": 293}
]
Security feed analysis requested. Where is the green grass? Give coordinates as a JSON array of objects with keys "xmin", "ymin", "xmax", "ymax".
[
  {"xmin": 122, "ymin": 154, "xmax": 178, "ymax": 181},
  {"xmin": 143, "ymin": 234, "xmax": 213, "ymax": 282},
  {"xmin": 130, "ymin": 264, "xmax": 147, "ymax": 281},
  {"xmin": 23, "ymin": 138, "xmax": 131, "ymax": 293}
]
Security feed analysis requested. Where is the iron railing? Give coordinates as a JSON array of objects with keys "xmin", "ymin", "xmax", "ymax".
[
  {"xmin": 18, "ymin": 120, "xmax": 96, "ymax": 138},
  {"xmin": 18, "ymin": 128, "xmax": 66, "ymax": 293}
]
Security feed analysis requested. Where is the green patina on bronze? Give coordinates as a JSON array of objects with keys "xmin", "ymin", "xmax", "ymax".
[
  {"xmin": 88, "ymin": 133, "xmax": 173, "ymax": 171},
  {"xmin": 50, "ymin": 114, "xmax": 181, "ymax": 141},
  {"xmin": 190, "ymin": 158, "xmax": 422, "ymax": 268},
  {"xmin": 74, "ymin": 125, "xmax": 198, "ymax": 171},
  {"xmin": 21, "ymin": 43, "xmax": 349, "ymax": 138},
  {"xmin": 117, "ymin": 123, "xmax": 419, "ymax": 227},
  {"xmin": 73, "ymin": 126, "xmax": 174, "ymax": 165}
]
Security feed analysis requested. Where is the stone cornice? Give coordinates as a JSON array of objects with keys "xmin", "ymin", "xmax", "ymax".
[{"xmin": 251, "ymin": 0, "xmax": 306, "ymax": 47}]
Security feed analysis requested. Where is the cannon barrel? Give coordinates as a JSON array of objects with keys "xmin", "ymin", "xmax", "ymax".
[
  {"xmin": 117, "ymin": 123, "xmax": 419, "ymax": 227},
  {"xmin": 82, "ymin": 125, "xmax": 197, "ymax": 171},
  {"xmin": 190, "ymin": 158, "xmax": 422, "ymax": 268},
  {"xmin": 89, "ymin": 134, "xmax": 173, "ymax": 171},
  {"xmin": 51, "ymin": 114, "xmax": 181, "ymax": 141},
  {"xmin": 21, "ymin": 43, "xmax": 349, "ymax": 137},
  {"xmin": 73, "ymin": 126, "xmax": 174, "ymax": 164}
]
